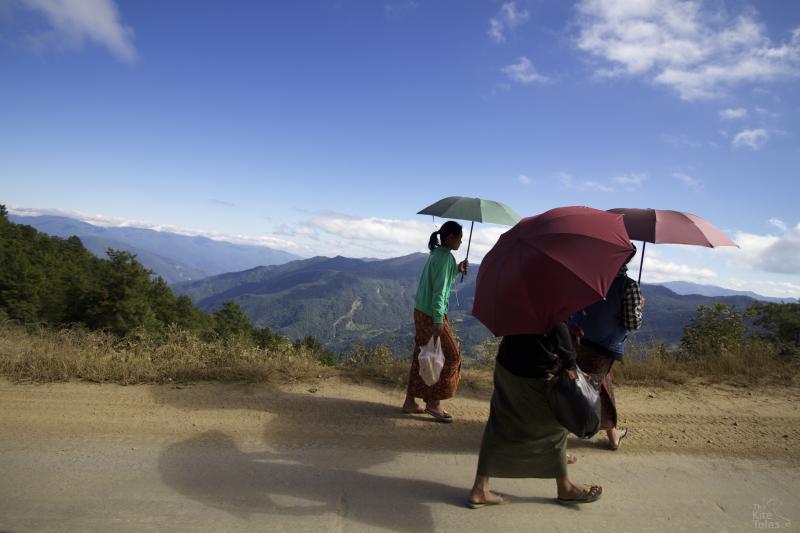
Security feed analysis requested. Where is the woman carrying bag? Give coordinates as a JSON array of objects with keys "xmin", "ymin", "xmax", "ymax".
[
  {"xmin": 467, "ymin": 322, "xmax": 602, "ymax": 508},
  {"xmin": 401, "ymin": 221, "xmax": 468, "ymax": 423}
]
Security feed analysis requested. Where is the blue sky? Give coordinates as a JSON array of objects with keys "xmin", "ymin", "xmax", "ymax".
[{"xmin": 1, "ymin": 0, "xmax": 799, "ymax": 297}]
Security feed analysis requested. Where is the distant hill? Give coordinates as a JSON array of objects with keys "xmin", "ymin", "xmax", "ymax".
[
  {"xmin": 10, "ymin": 214, "xmax": 300, "ymax": 284},
  {"xmin": 173, "ymin": 254, "xmax": 768, "ymax": 356},
  {"xmin": 173, "ymin": 253, "xmax": 490, "ymax": 356},
  {"xmin": 655, "ymin": 281, "xmax": 798, "ymax": 304}
]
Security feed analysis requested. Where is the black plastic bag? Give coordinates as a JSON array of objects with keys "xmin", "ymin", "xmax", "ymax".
[{"xmin": 545, "ymin": 367, "xmax": 601, "ymax": 439}]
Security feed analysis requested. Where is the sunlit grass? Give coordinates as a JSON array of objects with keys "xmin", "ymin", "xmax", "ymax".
[{"xmin": 0, "ymin": 321, "xmax": 796, "ymax": 388}]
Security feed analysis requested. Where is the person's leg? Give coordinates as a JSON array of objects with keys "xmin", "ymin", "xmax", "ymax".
[
  {"xmin": 402, "ymin": 313, "xmax": 428, "ymax": 414},
  {"xmin": 468, "ymin": 474, "xmax": 507, "ymax": 506}
]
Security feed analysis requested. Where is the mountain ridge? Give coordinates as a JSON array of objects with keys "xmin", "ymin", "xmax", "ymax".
[
  {"xmin": 9, "ymin": 214, "xmax": 301, "ymax": 284},
  {"xmin": 173, "ymin": 254, "xmax": 774, "ymax": 355}
]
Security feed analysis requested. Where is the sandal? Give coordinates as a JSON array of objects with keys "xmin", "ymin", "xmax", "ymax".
[
  {"xmin": 425, "ymin": 407, "xmax": 454, "ymax": 423},
  {"xmin": 556, "ymin": 485, "xmax": 602, "ymax": 505},
  {"xmin": 466, "ymin": 493, "xmax": 509, "ymax": 509}
]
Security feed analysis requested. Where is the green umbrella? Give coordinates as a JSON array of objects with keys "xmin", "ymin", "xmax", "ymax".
[{"xmin": 418, "ymin": 196, "xmax": 522, "ymax": 281}]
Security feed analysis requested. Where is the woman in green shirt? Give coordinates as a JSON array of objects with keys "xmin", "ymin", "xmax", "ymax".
[{"xmin": 402, "ymin": 221, "xmax": 469, "ymax": 422}]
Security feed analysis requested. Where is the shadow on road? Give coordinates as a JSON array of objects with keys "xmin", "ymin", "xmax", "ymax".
[{"xmin": 159, "ymin": 431, "xmax": 468, "ymax": 532}]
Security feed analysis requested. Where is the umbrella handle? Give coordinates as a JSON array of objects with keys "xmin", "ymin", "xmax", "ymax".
[
  {"xmin": 637, "ymin": 241, "xmax": 646, "ymax": 284},
  {"xmin": 460, "ymin": 221, "xmax": 474, "ymax": 282}
]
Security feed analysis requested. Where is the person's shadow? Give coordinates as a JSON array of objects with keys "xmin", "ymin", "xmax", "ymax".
[
  {"xmin": 153, "ymin": 384, "xmax": 493, "ymax": 531},
  {"xmin": 160, "ymin": 431, "xmax": 475, "ymax": 532}
]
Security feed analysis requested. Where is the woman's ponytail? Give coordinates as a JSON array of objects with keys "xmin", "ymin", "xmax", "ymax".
[
  {"xmin": 428, "ymin": 230, "xmax": 440, "ymax": 251},
  {"xmin": 427, "ymin": 221, "xmax": 462, "ymax": 251}
]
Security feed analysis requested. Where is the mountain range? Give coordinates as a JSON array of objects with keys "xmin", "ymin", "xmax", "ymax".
[
  {"xmin": 14, "ymin": 213, "xmax": 790, "ymax": 356},
  {"xmin": 172, "ymin": 253, "xmax": 768, "ymax": 356},
  {"xmin": 9, "ymin": 214, "xmax": 300, "ymax": 284},
  {"xmin": 653, "ymin": 281, "xmax": 798, "ymax": 304}
]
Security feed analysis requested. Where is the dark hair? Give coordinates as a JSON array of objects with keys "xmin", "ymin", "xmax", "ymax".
[{"xmin": 428, "ymin": 221, "xmax": 463, "ymax": 251}]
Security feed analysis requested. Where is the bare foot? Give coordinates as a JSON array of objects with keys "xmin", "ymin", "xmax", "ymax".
[
  {"xmin": 467, "ymin": 490, "xmax": 509, "ymax": 509},
  {"xmin": 401, "ymin": 402, "xmax": 425, "ymax": 414},
  {"xmin": 608, "ymin": 427, "xmax": 628, "ymax": 450},
  {"xmin": 567, "ymin": 452, "xmax": 577, "ymax": 464},
  {"xmin": 557, "ymin": 482, "xmax": 602, "ymax": 502}
]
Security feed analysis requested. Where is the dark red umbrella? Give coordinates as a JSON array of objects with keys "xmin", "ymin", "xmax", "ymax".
[
  {"xmin": 607, "ymin": 208, "xmax": 738, "ymax": 283},
  {"xmin": 472, "ymin": 206, "xmax": 634, "ymax": 337}
]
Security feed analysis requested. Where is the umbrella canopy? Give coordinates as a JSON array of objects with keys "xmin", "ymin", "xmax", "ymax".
[
  {"xmin": 606, "ymin": 208, "xmax": 737, "ymax": 247},
  {"xmin": 417, "ymin": 196, "xmax": 521, "ymax": 226},
  {"xmin": 472, "ymin": 206, "xmax": 633, "ymax": 337},
  {"xmin": 418, "ymin": 196, "xmax": 522, "ymax": 282},
  {"xmin": 607, "ymin": 208, "xmax": 738, "ymax": 283}
]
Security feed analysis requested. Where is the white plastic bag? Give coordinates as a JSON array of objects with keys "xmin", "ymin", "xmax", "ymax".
[{"xmin": 418, "ymin": 335, "xmax": 445, "ymax": 386}]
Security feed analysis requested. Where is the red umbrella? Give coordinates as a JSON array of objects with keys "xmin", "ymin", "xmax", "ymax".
[
  {"xmin": 472, "ymin": 206, "xmax": 634, "ymax": 337},
  {"xmin": 607, "ymin": 208, "xmax": 738, "ymax": 283}
]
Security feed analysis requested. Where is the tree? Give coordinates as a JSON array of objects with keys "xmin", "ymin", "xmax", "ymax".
[
  {"xmin": 0, "ymin": 204, "xmax": 7, "ymax": 219},
  {"xmin": 213, "ymin": 300, "xmax": 253, "ymax": 340},
  {"xmin": 680, "ymin": 304, "xmax": 749, "ymax": 360},
  {"xmin": 750, "ymin": 302, "xmax": 800, "ymax": 357}
]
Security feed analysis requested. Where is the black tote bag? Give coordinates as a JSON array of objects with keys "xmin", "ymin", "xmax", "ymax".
[{"xmin": 545, "ymin": 367, "xmax": 601, "ymax": 439}]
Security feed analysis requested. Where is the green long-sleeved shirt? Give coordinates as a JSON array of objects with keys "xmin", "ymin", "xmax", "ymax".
[{"xmin": 414, "ymin": 246, "xmax": 459, "ymax": 324}]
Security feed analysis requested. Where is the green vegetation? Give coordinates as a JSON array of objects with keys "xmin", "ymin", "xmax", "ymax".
[{"xmin": 1, "ymin": 205, "xmax": 798, "ymax": 387}]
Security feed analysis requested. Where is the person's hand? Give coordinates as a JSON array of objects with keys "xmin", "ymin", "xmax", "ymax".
[
  {"xmin": 432, "ymin": 323, "xmax": 445, "ymax": 337},
  {"xmin": 569, "ymin": 323, "xmax": 584, "ymax": 338},
  {"xmin": 458, "ymin": 259, "xmax": 469, "ymax": 274},
  {"xmin": 640, "ymin": 295, "xmax": 646, "ymax": 309}
]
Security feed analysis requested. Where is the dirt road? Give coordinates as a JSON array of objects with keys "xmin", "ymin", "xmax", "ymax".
[{"xmin": 1, "ymin": 377, "xmax": 798, "ymax": 532}]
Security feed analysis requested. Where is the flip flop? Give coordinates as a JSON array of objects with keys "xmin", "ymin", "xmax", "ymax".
[
  {"xmin": 556, "ymin": 485, "xmax": 603, "ymax": 505},
  {"xmin": 425, "ymin": 407, "xmax": 454, "ymax": 423},
  {"xmin": 466, "ymin": 493, "xmax": 509, "ymax": 509},
  {"xmin": 610, "ymin": 427, "xmax": 628, "ymax": 450}
]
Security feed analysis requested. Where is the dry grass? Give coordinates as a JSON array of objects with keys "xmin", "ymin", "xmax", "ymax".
[
  {"xmin": 617, "ymin": 340, "xmax": 799, "ymax": 387},
  {"xmin": 1, "ymin": 322, "xmax": 797, "ymax": 388},
  {"xmin": 0, "ymin": 323, "xmax": 329, "ymax": 384}
]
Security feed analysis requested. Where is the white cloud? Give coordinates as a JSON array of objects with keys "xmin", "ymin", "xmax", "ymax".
[
  {"xmin": 308, "ymin": 213, "xmax": 508, "ymax": 260},
  {"xmin": 612, "ymin": 174, "xmax": 645, "ymax": 190},
  {"xmin": 728, "ymin": 224, "xmax": 800, "ymax": 275},
  {"xmin": 488, "ymin": 1, "xmax": 530, "ymax": 43},
  {"xmin": 673, "ymin": 172, "xmax": 702, "ymax": 191},
  {"xmin": 636, "ymin": 256, "xmax": 718, "ymax": 283},
  {"xmin": 732, "ymin": 128, "xmax": 768, "ymax": 150},
  {"xmin": 501, "ymin": 56, "xmax": 550, "ymax": 84},
  {"xmin": 584, "ymin": 180, "xmax": 614, "ymax": 192},
  {"xmin": 384, "ymin": 1, "xmax": 418, "ymax": 19},
  {"xmin": 661, "ymin": 133, "xmax": 703, "ymax": 148},
  {"xmin": 575, "ymin": 1, "xmax": 800, "ymax": 100},
  {"xmin": 18, "ymin": 0, "xmax": 137, "ymax": 63},
  {"xmin": 769, "ymin": 218, "xmax": 787, "ymax": 232},
  {"xmin": 518, "ymin": 174, "xmax": 531, "ymax": 185},
  {"xmin": 8, "ymin": 206, "xmax": 305, "ymax": 252},
  {"xmin": 719, "ymin": 107, "xmax": 747, "ymax": 119},
  {"xmin": 557, "ymin": 172, "xmax": 616, "ymax": 193},
  {"xmin": 723, "ymin": 278, "xmax": 800, "ymax": 300}
]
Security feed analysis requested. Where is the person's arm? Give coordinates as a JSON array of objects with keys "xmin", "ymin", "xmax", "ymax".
[
  {"xmin": 622, "ymin": 280, "xmax": 644, "ymax": 331},
  {"xmin": 551, "ymin": 323, "xmax": 577, "ymax": 370},
  {"xmin": 429, "ymin": 253, "xmax": 450, "ymax": 326}
]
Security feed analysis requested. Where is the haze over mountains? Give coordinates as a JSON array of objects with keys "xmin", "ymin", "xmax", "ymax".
[
  {"xmin": 14, "ymin": 213, "xmax": 794, "ymax": 354},
  {"xmin": 10, "ymin": 214, "xmax": 300, "ymax": 284}
]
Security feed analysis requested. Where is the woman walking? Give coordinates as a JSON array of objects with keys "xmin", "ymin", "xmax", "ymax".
[
  {"xmin": 402, "ymin": 221, "xmax": 468, "ymax": 423},
  {"xmin": 570, "ymin": 245, "xmax": 644, "ymax": 450},
  {"xmin": 467, "ymin": 322, "xmax": 602, "ymax": 507}
]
